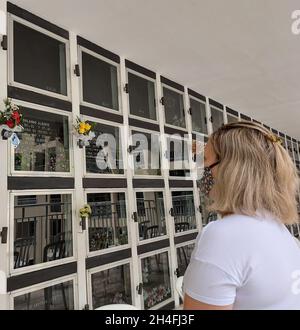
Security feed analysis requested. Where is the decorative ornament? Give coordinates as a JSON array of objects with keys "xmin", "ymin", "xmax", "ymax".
[{"xmin": 74, "ymin": 117, "xmax": 95, "ymax": 148}]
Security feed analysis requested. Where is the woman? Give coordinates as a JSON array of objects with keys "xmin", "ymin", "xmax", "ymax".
[{"xmin": 183, "ymin": 121, "xmax": 300, "ymax": 310}]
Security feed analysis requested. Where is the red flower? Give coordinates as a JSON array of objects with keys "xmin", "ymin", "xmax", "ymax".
[
  {"xmin": 6, "ymin": 119, "xmax": 15, "ymax": 128},
  {"xmin": 11, "ymin": 111, "xmax": 21, "ymax": 124}
]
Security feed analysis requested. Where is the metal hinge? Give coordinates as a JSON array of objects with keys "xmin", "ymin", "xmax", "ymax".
[
  {"xmin": 80, "ymin": 217, "xmax": 87, "ymax": 231},
  {"xmin": 188, "ymin": 107, "xmax": 192, "ymax": 115},
  {"xmin": 132, "ymin": 212, "xmax": 138, "ymax": 222},
  {"xmin": 1, "ymin": 35, "xmax": 7, "ymax": 51},
  {"xmin": 74, "ymin": 64, "xmax": 80, "ymax": 77},
  {"xmin": 174, "ymin": 268, "xmax": 180, "ymax": 277},
  {"xmin": 209, "ymin": 116, "xmax": 213, "ymax": 123},
  {"xmin": 160, "ymin": 97, "xmax": 165, "ymax": 106},
  {"xmin": 204, "ymin": 117, "xmax": 207, "ymax": 125},
  {"xmin": 0, "ymin": 227, "xmax": 8, "ymax": 244},
  {"xmin": 192, "ymin": 153, "xmax": 196, "ymax": 162},
  {"xmin": 169, "ymin": 208, "xmax": 174, "ymax": 217},
  {"xmin": 128, "ymin": 141, "xmax": 140, "ymax": 153},
  {"xmin": 124, "ymin": 83, "xmax": 129, "ymax": 93},
  {"xmin": 136, "ymin": 283, "xmax": 143, "ymax": 295}
]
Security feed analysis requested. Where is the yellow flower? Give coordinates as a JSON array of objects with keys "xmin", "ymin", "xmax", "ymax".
[
  {"xmin": 79, "ymin": 127, "xmax": 85, "ymax": 134},
  {"xmin": 84, "ymin": 123, "xmax": 91, "ymax": 131},
  {"xmin": 79, "ymin": 122, "xmax": 86, "ymax": 130}
]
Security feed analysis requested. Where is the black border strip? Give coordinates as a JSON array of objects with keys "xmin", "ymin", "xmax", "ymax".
[
  {"xmin": 226, "ymin": 107, "xmax": 238, "ymax": 117},
  {"xmin": 8, "ymin": 177, "xmax": 74, "ymax": 190},
  {"xmin": 279, "ymin": 132, "xmax": 285, "ymax": 138},
  {"xmin": 77, "ymin": 36, "xmax": 120, "ymax": 63},
  {"xmin": 86, "ymin": 249, "xmax": 131, "ymax": 269},
  {"xmin": 125, "ymin": 60, "xmax": 156, "ymax": 79},
  {"xmin": 164, "ymin": 126, "xmax": 188, "ymax": 138},
  {"xmin": 83, "ymin": 178, "xmax": 127, "ymax": 189},
  {"xmin": 7, "ymin": 262, "xmax": 77, "ymax": 292},
  {"xmin": 132, "ymin": 179, "xmax": 165, "ymax": 189},
  {"xmin": 169, "ymin": 180, "xmax": 193, "ymax": 188},
  {"xmin": 129, "ymin": 118, "xmax": 160, "ymax": 132},
  {"xmin": 159, "ymin": 301, "xmax": 175, "ymax": 310},
  {"xmin": 80, "ymin": 105, "xmax": 123, "ymax": 124},
  {"xmin": 286, "ymin": 135, "xmax": 292, "ymax": 141},
  {"xmin": 263, "ymin": 124, "xmax": 271, "ymax": 130},
  {"xmin": 8, "ymin": 86, "xmax": 72, "ymax": 112},
  {"xmin": 161, "ymin": 76, "xmax": 184, "ymax": 92},
  {"xmin": 253, "ymin": 119, "xmax": 261, "ymax": 125},
  {"xmin": 174, "ymin": 232, "xmax": 198, "ymax": 245},
  {"xmin": 292, "ymin": 138, "xmax": 297, "ymax": 143},
  {"xmin": 137, "ymin": 239, "xmax": 170, "ymax": 255},
  {"xmin": 272, "ymin": 128, "xmax": 278, "ymax": 135},
  {"xmin": 187, "ymin": 89, "xmax": 206, "ymax": 102},
  {"xmin": 240, "ymin": 113, "xmax": 251, "ymax": 121},
  {"xmin": 209, "ymin": 98, "xmax": 223, "ymax": 110},
  {"xmin": 7, "ymin": 2, "xmax": 69, "ymax": 39}
]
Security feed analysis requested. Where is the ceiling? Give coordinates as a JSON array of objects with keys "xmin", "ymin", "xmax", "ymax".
[{"xmin": 12, "ymin": 0, "xmax": 300, "ymax": 139}]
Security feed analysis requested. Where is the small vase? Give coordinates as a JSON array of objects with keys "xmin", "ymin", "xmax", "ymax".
[{"xmin": 1, "ymin": 129, "xmax": 13, "ymax": 140}]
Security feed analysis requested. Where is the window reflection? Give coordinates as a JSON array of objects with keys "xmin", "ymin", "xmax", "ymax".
[
  {"xmin": 141, "ymin": 252, "xmax": 171, "ymax": 309},
  {"xmin": 14, "ymin": 194, "xmax": 73, "ymax": 269},
  {"xmin": 14, "ymin": 108, "xmax": 70, "ymax": 173},
  {"xmin": 136, "ymin": 191, "xmax": 166, "ymax": 240},
  {"xmin": 14, "ymin": 280, "xmax": 74, "ymax": 310},
  {"xmin": 91, "ymin": 264, "xmax": 132, "ymax": 309},
  {"xmin": 87, "ymin": 193, "xmax": 128, "ymax": 251},
  {"xmin": 190, "ymin": 98, "xmax": 207, "ymax": 134},
  {"xmin": 176, "ymin": 243, "xmax": 195, "ymax": 276},
  {"xmin": 171, "ymin": 191, "xmax": 196, "ymax": 233},
  {"xmin": 163, "ymin": 87, "xmax": 185, "ymax": 128},
  {"xmin": 13, "ymin": 21, "xmax": 67, "ymax": 96}
]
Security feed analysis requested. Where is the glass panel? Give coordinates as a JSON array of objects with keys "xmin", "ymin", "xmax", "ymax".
[
  {"xmin": 176, "ymin": 243, "xmax": 195, "ymax": 276},
  {"xmin": 167, "ymin": 137, "xmax": 190, "ymax": 177},
  {"xmin": 13, "ymin": 21, "xmax": 67, "ymax": 95},
  {"xmin": 293, "ymin": 142, "xmax": 298, "ymax": 161},
  {"xmin": 190, "ymin": 98, "xmax": 207, "ymax": 134},
  {"xmin": 87, "ymin": 192, "xmax": 128, "ymax": 251},
  {"xmin": 14, "ymin": 280, "xmax": 74, "ymax": 310},
  {"xmin": 136, "ymin": 191, "xmax": 166, "ymax": 240},
  {"xmin": 141, "ymin": 251, "xmax": 171, "ymax": 309},
  {"xmin": 172, "ymin": 191, "xmax": 196, "ymax": 233},
  {"xmin": 128, "ymin": 72, "xmax": 156, "ymax": 120},
  {"xmin": 82, "ymin": 51, "xmax": 119, "ymax": 111},
  {"xmin": 13, "ymin": 194, "xmax": 73, "ymax": 269},
  {"xmin": 132, "ymin": 130, "xmax": 160, "ymax": 175},
  {"xmin": 14, "ymin": 108, "xmax": 70, "ymax": 172},
  {"xmin": 163, "ymin": 87, "xmax": 185, "ymax": 128},
  {"xmin": 287, "ymin": 140, "xmax": 294, "ymax": 159},
  {"xmin": 91, "ymin": 263, "xmax": 132, "ymax": 309},
  {"xmin": 227, "ymin": 114, "xmax": 239, "ymax": 124},
  {"xmin": 211, "ymin": 107, "xmax": 224, "ymax": 132},
  {"xmin": 85, "ymin": 122, "xmax": 123, "ymax": 174}
]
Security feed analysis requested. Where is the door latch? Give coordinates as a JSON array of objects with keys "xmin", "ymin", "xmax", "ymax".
[{"xmin": 0, "ymin": 227, "xmax": 8, "ymax": 244}]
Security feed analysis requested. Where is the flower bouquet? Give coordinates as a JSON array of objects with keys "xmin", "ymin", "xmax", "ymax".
[
  {"xmin": 0, "ymin": 98, "xmax": 23, "ymax": 140},
  {"xmin": 74, "ymin": 117, "xmax": 95, "ymax": 148},
  {"xmin": 79, "ymin": 204, "xmax": 92, "ymax": 231}
]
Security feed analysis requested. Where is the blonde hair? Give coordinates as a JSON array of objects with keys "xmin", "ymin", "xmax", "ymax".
[{"xmin": 208, "ymin": 121, "xmax": 299, "ymax": 224}]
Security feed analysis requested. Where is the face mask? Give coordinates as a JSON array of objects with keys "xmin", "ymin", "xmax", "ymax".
[{"xmin": 198, "ymin": 161, "xmax": 220, "ymax": 196}]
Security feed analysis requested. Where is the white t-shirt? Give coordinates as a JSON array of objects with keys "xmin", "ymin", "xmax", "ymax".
[{"xmin": 183, "ymin": 213, "xmax": 300, "ymax": 309}]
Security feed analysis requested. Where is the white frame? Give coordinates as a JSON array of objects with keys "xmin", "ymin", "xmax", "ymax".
[
  {"xmin": 129, "ymin": 126, "xmax": 162, "ymax": 179},
  {"xmin": 8, "ymin": 14, "xmax": 71, "ymax": 101},
  {"xmin": 78, "ymin": 46, "xmax": 122, "ymax": 115},
  {"xmin": 86, "ymin": 258, "xmax": 135, "ymax": 310},
  {"xmin": 161, "ymin": 84, "xmax": 187, "ymax": 132},
  {"xmin": 137, "ymin": 247, "xmax": 174, "ymax": 310},
  {"xmin": 133, "ymin": 188, "xmax": 169, "ymax": 245},
  {"xmin": 189, "ymin": 95, "xmax": 208, "ymax": 136},
  {"xmin": 9, "ymin": 274, "xmax": 78, "ymax": 310},
  {"xmin": 126, "ymin": 68, "xmax": 158, "ymax": 124},
  {"xmin": 9, "ymin": 99, "xmax": 74, "ymax": 177},
  {"xmin": 82, "ymin": 115, "xmax": 126, "ymax": 178},
  {"xmin": 84, "ymin": 188, "xmax": 131, "ymax": 258},
  {"xmin": 170, "ymin": 187, "xmax": 199, "ymax": 237},
  {"xmin": 9, "ymin": 189, "xmax": 77, "ymax": 275}
]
